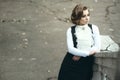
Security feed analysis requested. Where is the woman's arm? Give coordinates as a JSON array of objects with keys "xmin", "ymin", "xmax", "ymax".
[
  {"xmin": 90, "ymin": 25, "xmax": 101, "ymax": 53},
  {"xmin": 67, "ymin": 27, "xmax": 89, "ymax": 57}
]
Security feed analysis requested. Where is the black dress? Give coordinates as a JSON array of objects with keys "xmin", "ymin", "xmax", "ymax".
[
  {"xmin": 58, "ymin": 24, "xmax": 95, "ymax": 80},
  {"xmin": 58, "ymin": 52, "xmax": 95, "ymax": 80}
]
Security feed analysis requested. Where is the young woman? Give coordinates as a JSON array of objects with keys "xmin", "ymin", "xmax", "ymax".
[{"xmin": 58, "ymin": 4, "xmax": 101, "ymax": 80}]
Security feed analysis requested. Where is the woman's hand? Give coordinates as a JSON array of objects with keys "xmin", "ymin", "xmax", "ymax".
[
  {"xmin": 89, "ymin": 50, "xmax": 96, "ymax": 56},
  {"xmin": 72, "ymin": 50, "xmax": 96, "ymax": 61},
  {"xmin": 72, "ymin": 56, "xmax": 80, "ymax": 61}
]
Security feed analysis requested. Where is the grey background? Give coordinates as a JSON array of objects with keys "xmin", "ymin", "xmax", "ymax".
[{"xmin": 0, "ymin": 0, "xmax": 120, "ymax": 80}]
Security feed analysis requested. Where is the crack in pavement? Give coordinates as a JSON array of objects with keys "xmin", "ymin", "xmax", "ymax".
[
  {"xmin": 38, "ymin": 1, "xmax": 72, "ymax": 23},
  {"xmin": 0, "ymin": 18, "xmax": 30, "ymax": 23}
]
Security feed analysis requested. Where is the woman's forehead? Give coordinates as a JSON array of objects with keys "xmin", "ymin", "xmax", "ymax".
[{"xmin": 83, "ymin": 9, "xmax": 89, "ymax": 14}]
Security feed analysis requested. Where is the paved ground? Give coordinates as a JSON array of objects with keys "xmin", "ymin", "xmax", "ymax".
[{"xmin": 0, "ymin": 0, "xmax": 120, "ymax": 80}]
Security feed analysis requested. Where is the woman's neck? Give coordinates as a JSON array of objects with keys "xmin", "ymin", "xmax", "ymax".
[{"xmin": 77, "ymin": 24, "xmax": 88, "ymax": 27}]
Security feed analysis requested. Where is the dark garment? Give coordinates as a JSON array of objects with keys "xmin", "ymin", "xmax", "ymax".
[{"xmin": 58, "ymin": 52, "xmax": 95, "ymax": 80}]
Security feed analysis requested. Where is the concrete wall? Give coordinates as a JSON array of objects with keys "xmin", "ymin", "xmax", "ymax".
[
  {"xmin": 92, "ymin": 36, "xmax": 120, "ymax": 80},
  {"xmin": 93, "ymin": 52, "xmax": 119, "ymax": 80},
  {"xmin": 115, "ymin": 50, "xmax": 120, "ymax": 80}
]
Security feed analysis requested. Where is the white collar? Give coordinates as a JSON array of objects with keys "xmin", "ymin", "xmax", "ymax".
[{"xmin": 76, "ymin": 24, "xmax": 88, "ymax": 30}]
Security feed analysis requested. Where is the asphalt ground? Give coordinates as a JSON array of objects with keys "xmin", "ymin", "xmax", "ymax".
[{"xmin": 0, "ymin": 0, "xmax": 120, "ymax": 80}]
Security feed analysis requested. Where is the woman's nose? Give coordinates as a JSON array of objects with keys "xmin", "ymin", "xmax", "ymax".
[{"xmin": 86, "ymin": 16, "xmax": 89, "ymax": 20}]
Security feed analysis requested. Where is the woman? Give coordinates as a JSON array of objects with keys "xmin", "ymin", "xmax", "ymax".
[{"xmin": 58, "ymin": 4, "xmax": 101, "ymax": 80}]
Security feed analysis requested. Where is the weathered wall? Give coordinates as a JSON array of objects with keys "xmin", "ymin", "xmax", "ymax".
[
  {"xmin": 115, "ymin": 49, "xmax": 120, "ymax": 80},
  {"xmin": 93, "ymin": 52, "xmax": 118, "ymax": 80},
  {"xmin": 92, "ymin": 36, "xmax": 119, "ymax": 80}
]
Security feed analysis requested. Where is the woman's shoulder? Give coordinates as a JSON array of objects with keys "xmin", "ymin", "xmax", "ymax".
[
  {"xmin": 90, "ymin": 24, "xmax": 100, "ymax": 33},
  {"xmin": 67, "ymin": 25, "xmax": 75, "ymax": 30},
  {"xmin": 66, "ymin": 25, "xmax": 76, "ymax": 34},
  {"xmin": 90, "ymin": 24, "xmax": 98, "ymax": 27},
  {"xmin": 89, "ymin": 24, "xmax": 99, "ymax": 30}
]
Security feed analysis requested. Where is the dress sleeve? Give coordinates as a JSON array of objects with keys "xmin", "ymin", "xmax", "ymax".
[
  {"xmin": 66, "ymin": 28, "xmax": 89, "ymax": 57},
  {"xmin": 90, "ymin": 25, "xmax": 101, "ymax": 52}
]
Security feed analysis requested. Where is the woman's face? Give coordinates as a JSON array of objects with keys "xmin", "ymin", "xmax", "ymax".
[{"xmin": 79, "ymin": 9, "xmax": 90, "ymax": 25}]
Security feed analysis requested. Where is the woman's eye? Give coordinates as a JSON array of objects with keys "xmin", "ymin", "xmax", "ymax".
[
  {"xmin": 82, "ymin": 14, "xmax": 90, "ymax": 18},
  {"xmin": 82, "ymin": 15, "xmax": 86, "ymax": 18}
]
